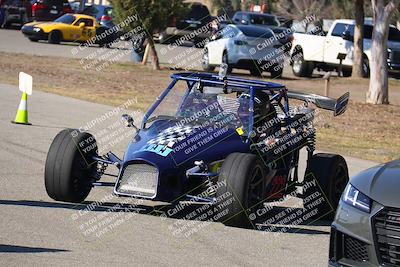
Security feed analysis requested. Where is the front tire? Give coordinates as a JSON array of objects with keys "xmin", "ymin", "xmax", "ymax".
[
  {"xmin": 48, "ymin": 30, "xmax": 61, "ymax": 44},
  {"xmin": 270, "ymin": 66, "xmax": 283, "ymax": 79},
  {"xmin": 45, "ymin": 129, "xmax": 98, "ymax": 203},
  {"xmin": 303, "ymin": 153, "xmax": 349, "ymax": 221},
  {"xmin": 216, "ymin": 153, "xmax": 266, "ymax": 227}
]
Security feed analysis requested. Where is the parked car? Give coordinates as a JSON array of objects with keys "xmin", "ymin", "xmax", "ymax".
[
  {"xmin": 44, "ymin": 71, "xmax": 350, "ymax": 227},
  {"xmin": 232, "ymin": 11, "xmax": 293, "ymax": 53},
  {"xmin": 21, "ymin": 13, "xmax": 117, "ymax": 46},
  {"xmin": 202, "ymin": 24, "xmax": 286, "ymax": 78},
  {"xmin": 81, "ymin": 4, "xmax": 112, "ymax": 23},
  {"xmin": 31, "ymin": 0, "xmax": 72, "ymax": 21},
  {"xmin": 329, "ymin": 159, "xmax": 400, "ymax": 267},
  {"xmin": 0, "ymin": 0, "xmax": 32, "ymax": 28},
  {"xmin": 290, "ymin": 18, "xmax": 400, "ymax": 77},
  {"xmin": 159, "ymin": 2, "xmax": 213, "ymax": 47}
]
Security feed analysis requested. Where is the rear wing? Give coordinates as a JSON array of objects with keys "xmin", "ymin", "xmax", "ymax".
[{"xmin": 286, "ymin": 91, "xmax": 350, "ymax": 116}]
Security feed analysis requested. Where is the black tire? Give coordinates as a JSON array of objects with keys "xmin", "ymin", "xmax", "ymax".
[
  {"xmin": 159, "ymin": 32, "xmax": 173, "ymax": 44},
  {"xmin": 292, "ymin": 48, "xmax": 313, "ymax": 77},
  {"xmin": 216, "ymin": 153, "xmax": 266, "ymax": 227},
  {"xmin": 222, "ymin": 51, "xmax": 233, "ymax": 74},
  {"xmin": 303, "ymin": 153, "xmax": 349, "ymax": 221},
  {"xmin": 270, "ymin": 66, "xmax": 283, "ymax": 79},
  {"xmin": 342, "ymin": 69, "xmax": 352, "ymax": 77},
  {"xmin": 362, "ymin": 56, "xmax": 370, "ymax": 78},
  {"xmin": 45, "ymin": 129, "xmax": 98, "ymax": 203},
  {"xmin": 201, "ymin": 48, "xmax": 215, "ymax": 72},
  {"xmin": 250, "ymin": 66, "xmax": 262, "ymax": 77},
  {"xmin": 48, "ymin": 30, "xmax": 61, "ymax": 44}
]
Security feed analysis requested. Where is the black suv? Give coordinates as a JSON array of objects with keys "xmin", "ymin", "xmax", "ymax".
[{"xmin": 159, "ymin": 3, "xmax": 213, "ymax": 47}]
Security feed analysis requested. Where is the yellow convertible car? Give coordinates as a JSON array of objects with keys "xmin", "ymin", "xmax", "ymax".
[{"xmin": 21, "ymin": 13, "xmax": 118, "ymax": 46}]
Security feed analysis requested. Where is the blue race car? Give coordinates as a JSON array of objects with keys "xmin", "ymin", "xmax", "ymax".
[{"xmin": 45, "ymin": 70, "xmax": 350, "ymax": 227}]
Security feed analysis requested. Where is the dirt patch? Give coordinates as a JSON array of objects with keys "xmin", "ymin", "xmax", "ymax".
[{"xmin": 1, "ymin": 51, "xmax": 399, "ymax": 162}]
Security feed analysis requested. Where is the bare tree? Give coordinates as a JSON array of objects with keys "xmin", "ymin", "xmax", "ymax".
[
  {"xmin": 352, "ymin": 0, "xmax": 365, "ymax": 78},
  {"xmin": 367, "ymin": 0, "xmax": 398, "ymax": 104}
]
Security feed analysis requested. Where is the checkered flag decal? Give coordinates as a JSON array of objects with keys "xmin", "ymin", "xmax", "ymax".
[{"xmin": 147, "ymin": 125, "xmax": 196, "ymax": 148}]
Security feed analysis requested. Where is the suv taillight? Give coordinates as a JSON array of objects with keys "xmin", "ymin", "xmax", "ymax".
[{"xmin": 100, "ymin": 15, "xmax": 112, "ymax": 21}]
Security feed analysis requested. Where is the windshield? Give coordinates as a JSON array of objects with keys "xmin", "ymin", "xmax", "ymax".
[
  {"xmin": 146, "ymin": 81, "xmax": 251, "ymax": 134},
  {"xmin": 55, "ymin": 14, "xmax": 76, "ymax": 24},
  {"xmin": 249, "ymin": 14, "xmax": 279, "ymax": 26}
]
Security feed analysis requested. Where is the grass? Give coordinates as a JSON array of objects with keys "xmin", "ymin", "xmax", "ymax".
[{"xmin": 1, "ymin": 51, "xmax": 399, "ymax": 163}]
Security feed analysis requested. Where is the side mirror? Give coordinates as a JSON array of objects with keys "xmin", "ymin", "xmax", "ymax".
[
  {"xmin": 79, "ymin": 22, "xmax": 85, "ymax": 28},
  {"xmin": 341, "ymin": 30, "xmax": 353, "ymax": 42},
  {"xmin": 121, "ymin": 114, "xmax": 136, "ymax": 128}
]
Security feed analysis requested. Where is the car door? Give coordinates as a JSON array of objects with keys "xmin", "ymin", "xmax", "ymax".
[
  {"xmin": 79, "ymin": 18, "xmax": 96, "ymax": 41},
  {"xmin": 70, "ymin": 17, "xmax": 96, "ymax": 42},
  {"xmin": 324, "ymin": 22, "xmax": 353, "ymax": 65},
  {"xmin": 207, "ymin": 25, "xmax": 236, "ymax": 65},
  {"xmin": 63, "ymin": 16, "xmax": 82, "ymax": 41}
]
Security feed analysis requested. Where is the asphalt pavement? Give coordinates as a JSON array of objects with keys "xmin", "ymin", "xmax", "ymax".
[
  {"xmin": 0, "ymin": 29, "xmax": 203, "ymax": 70},
  {"xmin": 0, "ymin": 83, "xmax": 377, "ymax": 266}
]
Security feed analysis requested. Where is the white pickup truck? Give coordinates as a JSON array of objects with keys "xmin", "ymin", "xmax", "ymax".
[{"xmin": 289, "ymin": 19, "xmax": 400, "ymax": 77}]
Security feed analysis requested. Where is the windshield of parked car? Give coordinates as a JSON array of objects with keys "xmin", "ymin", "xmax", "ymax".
[
  {"xmin": 146, "ymin": 81, "xmax": 251, "ymax": 133},
  {"xmin": 237, "ymin": 25, "xmax": 274, "ymax": 39},
  {"xmin": 249, "ymin": 14, "xmax": 279, "ymax": 26},
  {"xmin": 54, "ymin": 14, "xmax": 76, "ymax": 24}
]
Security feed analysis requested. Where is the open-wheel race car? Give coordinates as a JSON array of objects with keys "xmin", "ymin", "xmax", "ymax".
[{"xmin": 45, "ymin": 69, "xmax": 350, "ymax": 227}]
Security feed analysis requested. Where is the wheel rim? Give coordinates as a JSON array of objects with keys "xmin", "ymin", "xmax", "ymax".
[
  {"xmin": 293, "ymin": 58, "xmax": 302, "ymax": 73},
  {"xmin": 332, "ymin": 165, "xmax": 347, "ymax": 204},
  {"xmin": 202, "ymin": 50, "xmax": 209, "ymax": 69},
  {"xmin": 363, "ymin": 60, "xmax": 369, "ymax": 76},
  {"xmin": 247, "ymin": 165, "xmax": 264, "ymax": 208}
]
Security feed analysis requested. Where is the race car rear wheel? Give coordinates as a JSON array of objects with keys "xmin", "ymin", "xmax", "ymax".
[
  {"xmin": 48, "ymin": 30, "xmax": 62, "ymax": 44},
  {"xmin": 303, "ymin": 153, "xmax": 349, "ymax": 221},
  {"xmin": 45, "ymin": 129, "xmax": 98, "ymax": 203},
  {"xmin": 216, "ymin": 153, "xmax": 266, "ymax": 228}
]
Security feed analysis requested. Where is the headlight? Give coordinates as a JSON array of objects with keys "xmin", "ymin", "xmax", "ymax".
[
  {"xmin": 343, "ymin": 183, "xmax": 371, "ymax": 213},
  {"xmin": 33, "ymin": 27, "xmax": 41, "ymax": 32}
]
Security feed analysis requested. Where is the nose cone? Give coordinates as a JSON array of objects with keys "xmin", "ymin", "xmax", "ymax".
[{"xmin": 123, "ymin": 120, "xmax": 250, "ymax": 170}]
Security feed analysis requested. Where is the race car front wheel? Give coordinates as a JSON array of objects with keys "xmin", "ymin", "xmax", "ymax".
[
  {"xmin": 45, "ymin": 129, "xmax": 98, "ymax": 203},
  {"xmin": 303, "ymin": 153, "xmax": 349, "ymax": 221},
  {"xmin": 48, "ymin": 30, "xmax": 62, "ymax": 44},
  {"xmin": 216, "ymin": 153, "xmax": 266, "ymax": 228}
]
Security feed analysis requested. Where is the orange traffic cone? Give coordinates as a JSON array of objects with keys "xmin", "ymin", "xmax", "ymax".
[{"xmin": 12, "ymin": 92, "xmax": 31, "ymax": 125}]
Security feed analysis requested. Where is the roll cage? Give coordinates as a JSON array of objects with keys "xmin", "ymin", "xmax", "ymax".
[{"xmin": 141, "ymin": 72, "xmax": 349, "ymax": 138}]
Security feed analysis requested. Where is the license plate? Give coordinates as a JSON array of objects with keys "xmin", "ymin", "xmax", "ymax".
[
  {"xmin": 9, "ymin": 14, "xmax": 20, "ymax": 19},
  {"xmin": 50, "ymin": 10, "xmax": 58, "ymax": 14}
]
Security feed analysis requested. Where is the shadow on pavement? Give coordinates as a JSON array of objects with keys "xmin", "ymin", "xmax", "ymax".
[
  {"xmin": 0, "ymin": 199, "xmax": 331, "ymax": 235},
  {"xmin": 0, "ymin": 244, "xmax": 69, "ymax": 253}
]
